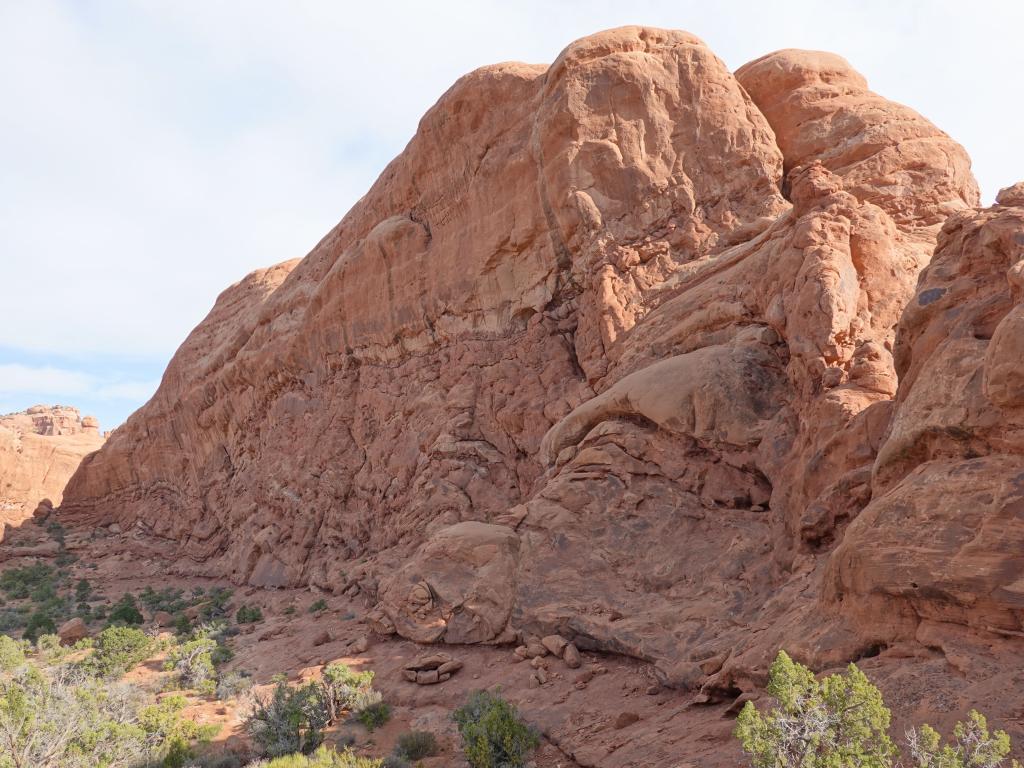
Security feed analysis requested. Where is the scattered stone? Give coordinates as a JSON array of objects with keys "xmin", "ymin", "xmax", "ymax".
[
  {"xmin": 416, "ymin": 669, "xmax": 440, "ymax": 685},
  {"xmin": 513, "ymin": 645, "xmax": 529, "ymax": 659},
  {"xmin": 530, "ymin": 656, "xmax": 547, "ymax": 670},
  {"xmin": 349, "ymin": 635, "xmax": 369, "ymax": 654},
  {"xmin": 563, "ymin": 643, "xmax": 581, "ymax": 669},
  {"xmin": 312, "ymin": 630, "xmax": 331, "ymax": 646},
  {"xmin": 437, "ymin": 659, "xmax": 463, "ymax": 675},
  {"xmin": 646, "ymin": 683, "xmax": 662, "ymax": 696},
  {"xmin": 525, "ymin": 642, "xmax": 548, "ymax": 659},
  {"xmin": 541, "ymin": 634, "xmax": 568, "ymax": 657},
  {"xmin": 613, "ymin": 712, "xmax": 640, "ymax": 730},
  {"xmin": 152, "ymin": 610, "xmax": 174, "ymax": 627}
]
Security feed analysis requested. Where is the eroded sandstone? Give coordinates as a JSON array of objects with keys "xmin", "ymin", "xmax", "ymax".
[{"xmin": 55, "ymin": 26, "xmax": 1023, "ymax": 753}]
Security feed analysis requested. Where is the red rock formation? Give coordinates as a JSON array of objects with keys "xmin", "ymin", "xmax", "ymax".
[
  {"xmin": 62, "ymin": 26, "xmax": 1015, "ymax": 719},
  {"xmin": 0, "ymin": 405, "xmax": 104, "ymax": 532}
]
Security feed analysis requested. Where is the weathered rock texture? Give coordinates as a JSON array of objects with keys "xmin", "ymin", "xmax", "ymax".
[
  {"xmin": 0, "ymin": 406, "xmax": 104, "ymax": 532},
  {"xmin": 60, "ymin": 25, "xmax": 1023, "ymax": 736}
]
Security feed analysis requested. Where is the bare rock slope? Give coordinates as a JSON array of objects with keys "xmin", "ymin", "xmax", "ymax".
[
  {"xmin": 1, "ymin": 405, "xmax": 104, "ymax": 532},
  {"xmin": 60, "ymin": 25, "xmax": 1024, "ymax": 738}
]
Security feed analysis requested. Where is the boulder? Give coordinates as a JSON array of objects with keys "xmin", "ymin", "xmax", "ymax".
[{"xmin": 58, "ymin": 617, "xmax": 89, "ymax": 646}]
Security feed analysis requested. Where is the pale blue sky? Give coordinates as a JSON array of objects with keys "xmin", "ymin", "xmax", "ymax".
[{"xmin": 3, "ymin": 0, "xmax": 1022, "ymax": 431}]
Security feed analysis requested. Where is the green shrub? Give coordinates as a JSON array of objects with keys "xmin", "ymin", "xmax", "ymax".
[
  {"xmin": 74, "ymin": 577, "xmax": 92, "ymax": 601},
  {"xmin": 245, "ymin": 679, "xmax": 330, "ymax": 758},
  {"xmin": 0, "ymin": 634, "xmax": 26, "ymax": 671},
  {"xmin": 356, "ymin": 701, "xmax": 390, "ymax": 732},
  {"xmin": 0, "ymin": 607, "xmax": 27, "ymax": 632},
  {"xmin": 108, "ymin": 592, "xmax": 144, "ymax": 625},
  {"xmin": 907, "ymin": 710, "xmax": 1021, "ymax": 768},
  {"xmin": 139, "ymin": 692, "xmax": 220, "ymax": 766},
  {"xmin": 140, "ymin": 585, "xmax": 190, "ymax": 615},
  {"xmin": 199, "ymin": 586, "xmax": 233, "ymax": 620},
  {"xmin": 735, "ymin": 650, "xmax": 1021, "ymax": 768},
  {"xmin": 215, "ymin": 670, "xmax": 253, "ymax": 700},
  {"xmin": 166, "ymin": 636, "xmax": 218, "ymax": 694},
  {"xmin": 173, "ymin": 613, "xmax": 193, "ymax": 636},
  {"xmin": 263, "ymin": 746, "xmax": 383, "ymax": 767},
  {"xmin": 0, "ymin": 652, "xmax": 210, "ymax": 766},
  {"xmin": 24, "ymin": 609, "xmax": 57, "ymax": 642},
  {"xmin": 85, "ymin": 625, "xmax": 153, "ymax": 677},
  {"xmin": 309, "ymin": 599, "xmax": 327, "ymax": 614},
  {"xmin": 453, "ymin": 690, "xmax": 539, "ymax": 768},
  {"xmin": 736, "ymin": 650, "xmax": 895, "ymax": 768},
  {"xmin": 0, "ymin": 563, "xmax": 56, "ymax": 599},
  {"xmin": 320, "ymin": 662, "xmax": 375, "ymax": 721},
  {"xmin": 394, "ymin": 729, "xmax": 438, "ymax": 760},
  {"xmin": 236, "ymin": 604, "xmax": 264, "ymax": 624}
]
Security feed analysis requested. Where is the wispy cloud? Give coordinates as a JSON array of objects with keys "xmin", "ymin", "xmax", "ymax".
[{"xmin": 0, "ymin": 362, "xmax": 158, "ymax": 402}]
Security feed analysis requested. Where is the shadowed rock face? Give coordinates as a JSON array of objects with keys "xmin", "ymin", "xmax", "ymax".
[
  {"xmin": 0, "ymin": 406, "xmax": 104, "ymax": 532},
  {"xmin": 61, "ymin": 25, "xmax": 1007, "ymax": 699}
]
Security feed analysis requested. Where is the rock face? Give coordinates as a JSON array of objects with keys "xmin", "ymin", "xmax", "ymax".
[
  {"xmin": 60, "ymin": 25, "xmax": 1012, "ymax": 708},
  {"xmin": 0, "ymin": 406, "xmax": 104, "ymax": 533}
]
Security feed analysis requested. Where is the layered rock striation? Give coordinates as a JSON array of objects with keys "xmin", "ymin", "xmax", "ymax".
[{"xmin": 61, "ymin": 26, "xmax": 1021, "ymax": 707}]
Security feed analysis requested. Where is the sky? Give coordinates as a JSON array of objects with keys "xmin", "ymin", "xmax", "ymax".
[{"xmin": 2, "ymin": 0, "xmax": 1022, "ymax": 431}]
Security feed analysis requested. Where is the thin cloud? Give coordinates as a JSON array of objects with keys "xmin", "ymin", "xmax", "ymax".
[{"xmin": 0, "ymin": 363, "xmax": 157, "ymax": 404}]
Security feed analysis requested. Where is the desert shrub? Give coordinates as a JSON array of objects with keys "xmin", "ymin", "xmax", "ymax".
[
  {"xmin": 108, "ymin": 592, "xmax": 144, "ymax": 625},
  {"xmin": 215, "ymin": 670, "xmax": 253, "ymax": 700},
  {"xmin": 309, "ymin": 599, "xmax": 327, "ymax": 614},
  {"xmin": 166, "ymin": 636, "xmax": 218, "ymax": 693},
  {"xmin": 236, "ymin": 604, "xmax": 264, "ymax": 624},
  {"xmin": 394, "ymin": 729, "xmax": 438, "ymax": 760},
  {"xmin": 140, "ymin": 585, "xmax": 191, "ymax": 615},
  {"xmin": 381, "ymin": 757, "xmax": 411, "ymax": 768},
  {"xmin": 0, "ymin": 562, "xmax": 56, "ymax": 599},
  {"xmin": 23, "ymin": 609, "xmax": 57, "ymax": 642},
  {"xmin": 0, "ymin": 634, "xmax": 26, "ymax": 671},
  {"xmin": 260, "ymin": 746, "xmax": 383, "ymax": 767},
  {"xmin": 74, "ymin": 577, "xmax": 92, "ymax": 601},
  {"xmin": 173, "ymin": 612, "xmax": 193, "ymax": 636},
  {"xmin": 85, "ymin": 625, "xmax": 153, "ymax": 677},
  {"xmin": 139, "ymin": 691, "xmax": 219, "ymax": 766},
  {"xmin": 0, "ymin": 657, "xmax": 210, "ymax": 767},
  {"xmin": 34, "ymin": 632, "xmax": 69, "ymax": 663},
  {"xmin": 0, "ymin": 607, "xmax": 28, "ymax": 632},
  {"xmin": 320, "ymin": 662, "xmax": 375, "ymax": 721},
  {"xmin": 199, "ymin": 586, "xmax": 234, "ymax": 620},
  {"xmin": 245, "ymin": 679, "xmax": 330, "ymax": 758},
  {"xmin": 356, "ymin": 700, "xmax": 390, "ymax": 731},
  {"xmin": 454, "ymin": 690, "xmax": 539, "ymax": 768},
  {"xmin": 283, "ymin": 605, "xmax": 297, "ymax": 616},
  {"xmin": 907, "ymin": 710, "xmax": 1021, "ymax": 768},
  {"xmin": 734, "ymin": 650, "xmax": 1021, "ymax": 768},
  {"xmin": 735, "ymin": 650, "xmax": 895, "ymax": 768}
]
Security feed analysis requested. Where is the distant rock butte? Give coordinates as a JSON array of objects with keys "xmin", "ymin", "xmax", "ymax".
[
  {"xmin": 0, "ymin": 405, "xmax": 104, "ymax": 533},
  {"xmin": 58, "ymin": 24, "xmax": 1022, "ymax": 735}
]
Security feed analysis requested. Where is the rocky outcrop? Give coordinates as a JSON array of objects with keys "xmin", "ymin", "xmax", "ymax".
[
  {"xmin": 0, "ymin": 406, "xmax": 104, "ymax": 533},
  {"xmin": 826, "ymin": 190, "xmax": 1024, "ymax": 642},
  {"xmin": 60, "ymin": 26, "xmax": 1009, "ymax": 705}
]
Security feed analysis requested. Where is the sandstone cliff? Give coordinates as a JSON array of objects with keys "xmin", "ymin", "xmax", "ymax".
[
  {"xmin": 0, "ymin": 405, "xmax": 104, "ymax": 532},
  {"xmin": 60, "ymin": 26, "xmax": 1022, "ymax": 716}
]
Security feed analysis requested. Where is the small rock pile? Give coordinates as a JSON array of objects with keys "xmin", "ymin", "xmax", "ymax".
[
  {"xmin": 513, "ymin": 634, "xmax": 581, "ymax": 687},
  {"xmin": 402, "ymin": 652, "xmax": 463, "ymax": 685}
]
